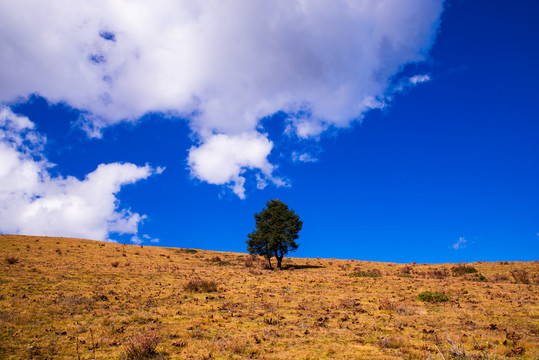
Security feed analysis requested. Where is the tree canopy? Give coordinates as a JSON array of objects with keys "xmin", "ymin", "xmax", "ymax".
[{"xmin": 246, "ymin": 199, "xmax": 302, "ymax": 269}]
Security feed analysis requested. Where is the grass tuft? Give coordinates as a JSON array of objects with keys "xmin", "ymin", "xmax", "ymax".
[
  {"xmin": 122, "ymin": 331, "xmax": 161, "ymax": 360},
  {"xmin": 5, "ymin": 256, "xmax": 19, "ymax": 264},
  {"xmin": 417, "ymin": 291, "xmax": 449, "ymax": 303},
  {"xmin": 183, "ymin": 279, "xmax": 218, "ymax": 293},
  {"xmin": 349, "ymin": 269, "xmax": 382, "ymax": 278}
]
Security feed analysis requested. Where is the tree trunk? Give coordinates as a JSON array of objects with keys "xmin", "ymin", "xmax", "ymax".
[
  {"xmin": 276, "ymin": 256, "xmax": 283, "ymax": 269},
  {"xmin": 266, "ymin": 256, "xmax": 272, "ymax": 269}
]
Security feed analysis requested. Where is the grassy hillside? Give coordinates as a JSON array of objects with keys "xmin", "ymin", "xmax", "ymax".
[{"xmin": 1, "ymin": 234, "xmax": 538, "ymax": 359}]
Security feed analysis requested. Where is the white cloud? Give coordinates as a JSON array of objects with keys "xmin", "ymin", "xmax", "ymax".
[
  {"xmin": 410, "ymin": 74, "xmax": 431, "ymax": 85},
  {"xmin": 452, "ymin": 236, "xmax": 467, "ymax": 250},
  {"xmin": 142, "ymin": 234, "xmax": 159, "ymax": 243},
  {"xmin": 187, "ymin": 132, "xmax": 284, "ymax": 198},
  {"xmin": 0, "ymin": 107, "xmax": 158, "ymax": 241},
  {"xmin": 130, "ymin": 236, "xmax": 143, "ymax": 245},
  {"xmin": 0, "ymin": 0, "xmax": 444, "ymax": 197},
  {"xmin": 292, "ymin": 152, "xmax": 318, "ymax": 163},
  {"xmin": 391, "ymin": 74, "xmax": 432, "ymax": 93}
]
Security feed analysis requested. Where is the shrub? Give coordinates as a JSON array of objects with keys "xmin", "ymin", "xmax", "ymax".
[
  {"xmin": 123, "ymin": 331, "xmax": 161, "ymax": 360},
  {"xmin": 474, "ymin": 273, "xmax": 487, "ymax": 282},
  {"xmin": 183, "ymin": 279, "xmax": 218, "ymax": 293},
  {"xmin": 244, "ymin": 255, "xmax": 255, "ymax": 267},
  {"xmin": 511, "ymin": 269, "xmax": 530, "ymax": 284},
  {"xmin": 349, "ymin": 269, "xmax": 382, "ymax": 278},
  {"xmin": 426, "ymin": 269, "xmax": 449, "ymax": 279},
  {"xmin": 399, "ymin": 265, "xmax": 413, "ymax": 275},
  {"xmin": 492, "ymin": 273, "xmax": 509, "ymax": 282},
  {"xmin": 178, "ymin": 248, "xmax": 197, "ymax": 254},
  {"xmin": 397, "ymin": 273, "xmax": 412, "ymax": 278},
  {"xmin": 417, "ymin": 291, "xmax": 449, "ymax": 303},
  {"xmin": 5, "ymin": 256, "xmax": 19, "ymax": 264},
  {"xmin": 377, "ymin": 336, "xmax": 402, "ymax": 349},
  {"xmin": 452, "ymin": 264, "xmax": 478, "ymax": 276},
  {"xmin": 244, "ymin": 254, "xmax": 263, "ymax": 268},
  {"xmin": 379, "ymin": 298, "xmax": 395, "ymax": 312},
  {"xmin": 210, "ymin": 256, "xmax": 231, "ymax": 266},
  {"xmin": 111, "ymin": 261, "xmax": 120, "ymax": 268},
  {"xmin": 215, "ymin": 260, "xmax": 231, "ymax": 266}
]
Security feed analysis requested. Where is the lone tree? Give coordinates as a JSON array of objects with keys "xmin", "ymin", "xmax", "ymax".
[{"xmin": 247, "ymin": 199, "xmax": 302, "ymax": 269}]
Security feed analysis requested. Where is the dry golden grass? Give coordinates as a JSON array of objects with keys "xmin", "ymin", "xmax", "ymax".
[{"xmin": 1, "ymin": 234, "xmax": 538, "ymax": 359}]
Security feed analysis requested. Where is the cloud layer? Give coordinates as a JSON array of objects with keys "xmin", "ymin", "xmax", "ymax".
[
  {"xmin": 0, "ymin": 0, "xmax": 444, "ymax": 197},
  {"xmin": 0, "ymin": 107, "xmax": 157, "ymax": 241}
]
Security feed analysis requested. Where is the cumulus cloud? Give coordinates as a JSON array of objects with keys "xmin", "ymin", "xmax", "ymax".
[
  {"xmin": 188, "ymin": 132, "xmax": 284, "ymax": 198},
  {"xmin": 0, "ymin": 107, "xmax": 158, "ymax": 241},
  {"xmin": 452, "ymin": 237, "xmax": 467, "ymax": 250},
  {"xmin": 0, "ymin": 0, "xmax": 444, "ymax": 197}
]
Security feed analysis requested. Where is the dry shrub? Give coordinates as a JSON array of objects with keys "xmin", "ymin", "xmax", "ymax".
[
  {"xmin": 248, "ymin": 268, "xmax": 263, "ymax": 275},
  {"xmin": 111, "ymin": 261, "xmax": 120, "ymax": 268},
  {"xmin": 399, "ymin": 265, "xmax": 413, "ymax": 274},
  {"xmin": 244, "ymin": 254, "xmax": 264, "ymax": 268},
  {"xmin": 377, "ymin": 336, "xmax": 402, "ymax": 349},
  {"xmin": 492, "ymin": 273, "xmax": 509, "ymax": 282},
  {"xmin": 210, "ymin": 256, "xmax": 222, "ymax": 262},
  {"xmin": 5, "ymin": 256, "xmax": 19, "ymax": 264},
  {"xmin": 379, "ymin": 297, "xmax": 412, "ymax": 315},
  {"xmin": 244, "ymin": 255, "xmax": 255, "ymax": 268},
  {"xmin": 349, "ymin": 269, "xmax": 382, "ymax": 278},
  {"xmin": 426, "ymin": 268, "xmax": 449, "ymax": 279},
  {"xmin": 218, "ymin": 337, "xmax": 251, "ymax": 356},
  {"xmin": 511, "ymin": 269, "xmax": 530, "ymax": 284},
  {"xmin": 27, "ymin": 342, "xmax": 57, "ymax": 358},
  {"xmin": 54, "ymin": 293, "xmax": 109, "ymax": 306},
  {"xmin": 379, "ymin": 298, "xmax": 395, "ymax": 312},
  {"xmin": 123, "ymin": 331, "xmax": 161, "ymax": 360},
  {"xmin": 395, "ymin": 306, "xmax": 415, "ymax": 316},
  {"xmin": 183, "ymin": 279, "xmax": 218, "ymax": 293}
]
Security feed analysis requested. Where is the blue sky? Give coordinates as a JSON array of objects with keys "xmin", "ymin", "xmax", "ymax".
[{"xmin": 0, "ymin": 1, "xmax": 537, "ymax": 263}]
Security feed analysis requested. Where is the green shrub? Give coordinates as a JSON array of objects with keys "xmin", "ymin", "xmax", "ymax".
[
  {"xmin": 210, "ymin": 256, "xmax": 231, "ymax": 266},
  {"xmin": 452, "ymin": 264, "xmax": 478, "ymax": 276},
  {"xmin": 475, "ymin": 273, "xmax": 487, "ymax": 282},
  {"xmin": 349, "ymin": 269, "xmax": 382, "ymax": 278},
  {"xmin": 177, "ymin": 248, "xmax": 198, "ymax": 254},
  {"xmin": 214, "ymin": 260, "xmax": 232, "ymax": 266},
  {"xmin": 397, "ymin": 273, "xmax": 412, "ymax": 278},
  {"xmin": 417, "ymin": 291, "xmax": 449, "ymax": 303}
]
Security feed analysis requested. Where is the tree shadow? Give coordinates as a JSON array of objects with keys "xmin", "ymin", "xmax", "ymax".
[{"xmin": 281, "ymin": 264, "xmax": 325, "ymax": 270}]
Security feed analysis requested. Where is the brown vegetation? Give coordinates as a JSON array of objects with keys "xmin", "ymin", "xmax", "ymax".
[{"xmin": 0, "ymin": 234, "xmax": 538, "ymax": 359}]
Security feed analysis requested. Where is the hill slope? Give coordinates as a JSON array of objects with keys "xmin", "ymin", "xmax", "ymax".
[{"xmin": 1, "ymin": 234, "xmax": 538, "ymax": 359}]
